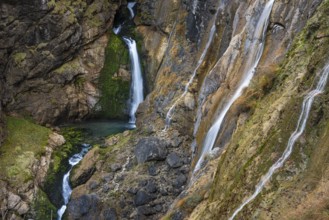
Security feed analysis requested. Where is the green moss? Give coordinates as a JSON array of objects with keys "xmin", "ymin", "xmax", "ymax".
[
  {"xmin": 0, "ymin": 116, "xmax": 50, "ymax": 185},
  {"xmin": 45, "ymin": 127, "xmax": 83, "ymax": 184},
  {"xmin": 13, "ymin": 52, "xmax": 26, "ymax": 66},
  {"xmin": 33, "ymin": 189, "xmax": 57, "ymax": 219},
  {"xmin": 54, "ymin": 59, "xmax": 80, "ymax": 74},
  {"xmin": 98, "ymin": 33, "xmax": 130, "ymax": 118}
]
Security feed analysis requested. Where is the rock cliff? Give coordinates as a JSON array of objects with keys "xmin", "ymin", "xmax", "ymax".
[
  {"xmin": 1, "ymin": 0, "xmax": 329, "ymax": 220},
  {"xmin": 0, "ymin": 0, "xmax": 121, "ymax": 125}
]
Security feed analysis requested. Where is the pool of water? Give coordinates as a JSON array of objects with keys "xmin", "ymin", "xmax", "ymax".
[{"xmin": 62, "ymin": 120, "xmax": 132, "ymax": 138}]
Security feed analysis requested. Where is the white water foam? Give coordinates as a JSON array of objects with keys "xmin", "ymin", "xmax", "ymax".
[
  {"xmin": 123, "ymin": 37, "xmax": 144, "ymax": 126},
  {"xmin": 127, "ymin": 2, "xmax": 137, "ymax": 18},
  {"xmin": 57, "ymin": 144, "xmax": 91, "ymax": 220}
]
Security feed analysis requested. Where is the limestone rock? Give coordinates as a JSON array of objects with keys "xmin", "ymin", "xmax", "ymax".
[
  {"xmin": 71, "ymin": 148, "xmax": 98, "ymax": 188},
  {"xmin": 135, "ymin": 137, "xmax": 168, "ymax": 163},
  {"xmin": 184, "ymin": 92, "xmax": 195, "ymax": 110},
  {"xmin": 166, "ymin": 153, "xmax": 183, "ymax": 168},
  {"xmin": 105, "ymin": 136, "xmax": 119, "ymax": 146},
  {"xmin": 110, "ymin": 163, "xmax": 122, "ymax": 172},
  {"xmin": 134, "ymin": 190, "xmax": 155, "ymax": 207},
  {"xmin": 67, "ymin": 194, "xmax": 101, "ymax": 220},
  {"xmin": 48, "ymin": 133, "xmax": 66, "ymax": 148},
  {"xmin": 7, "ymin": 192, "xmax": 21, "ymax": 210}
]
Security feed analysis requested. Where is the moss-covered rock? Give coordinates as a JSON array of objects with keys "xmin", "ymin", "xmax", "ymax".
[
  {"xmin": 43, "ymin": 127, "xmax": 84, "ymax": 207},
  {"xmin": 0, "ymin": 116, "xmax": 51, "ymax": 185},
  {"xmin": 33, "ymin": 189, "xmax": 57, "ymax": 220},
  {"xmin": 97, "ymin": 33, "xmax": 130, "ymax": 119}
]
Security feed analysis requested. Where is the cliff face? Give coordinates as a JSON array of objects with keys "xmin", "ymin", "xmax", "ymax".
[
  {"xmin": 0, "ymin": 0, "xmax": 121, "ymax": 125},
  {"xmin": 1, "ymin": 0, "xmax": 329, "ymax": 219}
]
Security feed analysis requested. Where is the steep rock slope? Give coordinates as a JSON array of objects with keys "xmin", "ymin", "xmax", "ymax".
[{"xmin": 190, "ymin": 1, "xmax": 329, "ymax": 219}]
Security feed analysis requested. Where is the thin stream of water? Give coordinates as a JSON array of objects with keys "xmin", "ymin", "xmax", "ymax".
[{"xmin": 229, "ymin": 62, "xmax": 329, "ymax": 220}]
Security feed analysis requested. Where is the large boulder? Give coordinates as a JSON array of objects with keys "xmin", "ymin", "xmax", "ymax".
[
  {"xmin": 134, "ymin": 137, "xmax": 168, "ymax": 163},
  {"xmin": 66, "ymin": 194, "xmax": 102, "ymax": 220}
]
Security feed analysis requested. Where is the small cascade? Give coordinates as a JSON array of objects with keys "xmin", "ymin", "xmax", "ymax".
[
  {"xmin": 127, "ymin": 2, "xmax": 136, "ymax": 18},
  {"xmin": 163, "ymin": 3, "xmax": 220, "ymax": 131},
  {"xmin": 192, "ymin": 0, "xmax": 198, "ymax": 14},
  {"xmin": 57, "ymin": 144, "xmax": 91, "ymax": 220},
  {"xmin": 113, "ymin": 25, "xmax": 122, "ymax": 35},
  {"xmin": 193, "ymin": 0, "xmax": 275, "ymax": 174},
  {"xmin": 229, "ymin": 62, "xmax": 329, "ymax": 220},
  {"xmin": 123, "ymin": 37, "xmax": 144, "ymax": 126}
]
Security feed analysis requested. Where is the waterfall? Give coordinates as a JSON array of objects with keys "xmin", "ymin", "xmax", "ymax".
[
  {"xmin": 112, "ymin": 2, "xmax": 144, "ymax": 127},
  {"xmin": 193, "ymin": 0, "xmax": 275, "ymax": 174},
  {"xmin": 163, "ymin": 2, "xmax": 221, "ymax": 131},
  {"xmin": 229, "ymin": 62, "xmax": 329, "ymax": 220},
  {"xmin": 123, "ymin": 37, "xmax": 144, "ymax": 126},
  {"xmin": 127, "ymin": 2, "xmax": 137, "ymax": 18},
  {"xmin": 57, "ymin": 144, "xmax": 91, "ymax": 220}
]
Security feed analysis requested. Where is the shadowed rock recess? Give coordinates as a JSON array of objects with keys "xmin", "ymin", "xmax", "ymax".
[{"xmin": 1, "ymin": 0, "xmax": 329, "ymax": 219}]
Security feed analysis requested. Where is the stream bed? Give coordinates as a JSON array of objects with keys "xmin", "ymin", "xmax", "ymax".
[{"xmin": 56, "ymin": 120, "xmax": 130, "ymax": 219}]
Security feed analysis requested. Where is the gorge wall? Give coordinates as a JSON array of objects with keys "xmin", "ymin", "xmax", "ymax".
[
  {"xmin": 1, "ymin": 0, "xmax": 329, "ymax": 219},
  {"xmin": 0, "ymin": 0, "xmax": 123, "ymax": 126}
]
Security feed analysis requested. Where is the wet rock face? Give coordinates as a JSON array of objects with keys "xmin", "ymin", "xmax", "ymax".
[{"xmin": 0, "ymin": 0, "xmax": 120, "ymax": 124}]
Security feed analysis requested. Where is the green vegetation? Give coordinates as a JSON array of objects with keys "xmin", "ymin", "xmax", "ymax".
[
  {"xmin": 98, "ymin": 33, "xmax": 130, "ymax": 118},
  {"xmin": 33, "ymin": 189, "xmax": 57, "ymax": 220},
  {"xmin": 13, "ymin": 52, "xmax": 26, "ymax": 67},
  {"xmin": 0, "ymin": 116, "xmax": 50, "ymax": 185},
  {"xmin": 204, "ymin": 1, "xmax": 329, "ymax": 218},
  {"xmin": 45, "ymin": 127, "xmax": 83, "ymax": 184}
]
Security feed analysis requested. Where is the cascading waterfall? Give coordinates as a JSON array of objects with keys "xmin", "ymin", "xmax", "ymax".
[
  {"xmin": 229, "ymin": 62, "xmax": 329, "ymax": 220},
  {"xmin": 57, "ymin": 144, "xmax": 91, "ymax": 220},
  {"xmin": 193, "ymin": 0, "xmax": 275, "ymax": 174},
  {"xmin": 163, "ymin": 2, "xmax": 221, "ymax": 131},
  {"xmin": 112, "ymin": 2, "xmax": 144, "ymax": 127},
  {"xmin": 123, "ymin": 37, "xmax": 144, "ymax": 126}
]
